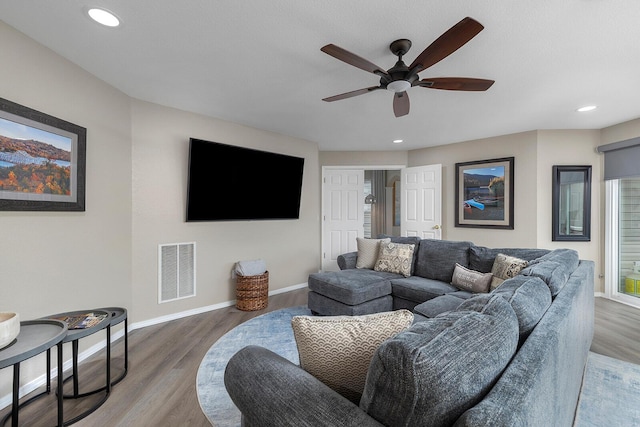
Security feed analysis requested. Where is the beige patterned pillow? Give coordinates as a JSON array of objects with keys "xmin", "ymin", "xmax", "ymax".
[
  {"xmin": 451, "ymin": 263, "xmax": 493, "ymax": 293},
  {"xmin": 374, "ymin": 242, "xmax": 415, "ymax": 277},
  {"xmin": 490, "ymin": 253, "xmax": 528, "ymax": 290},
  {"xmin": 355, "ymin": 237, "xmax": 390, "ymax": 269},
  {"xmin": 291, "ymin": 310, "xmax": 414, "ymax": 402}
]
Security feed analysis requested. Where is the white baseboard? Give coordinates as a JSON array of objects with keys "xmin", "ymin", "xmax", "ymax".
[
  {"xmin": 0, "ymin": 282, "xmax": 309, "ymax": 410},
  {"xmin": 129, "ymin": 282, "xmax": 308, "ymax": 330}
]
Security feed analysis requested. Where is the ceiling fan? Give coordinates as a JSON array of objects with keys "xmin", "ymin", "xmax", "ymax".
[{"xmin": 321, "ymin": 17, "xmax": 494, "ymax": 118}]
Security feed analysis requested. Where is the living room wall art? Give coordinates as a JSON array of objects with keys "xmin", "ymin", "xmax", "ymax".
[
  {"xmin": 455, "ymin": 157, "xmax": 514, "ymax": 229},
  {"xmin": 0, "ymin": 97, "xmax": 86, "ymax": 211}
]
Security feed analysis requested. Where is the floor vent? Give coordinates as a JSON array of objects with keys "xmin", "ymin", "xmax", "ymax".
[{"xmin": 158, "ymin": 242, "xmax": 196, "ymax": 303}]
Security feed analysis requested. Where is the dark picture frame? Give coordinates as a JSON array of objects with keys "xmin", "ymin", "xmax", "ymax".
[
  {"xmin": 455, "ymin": 157, "xmax": 514, "ymax": 229},
  {"xmin": 552, "ymin": 165, "xmax": 591, "ymax": 241},
  {"xmin": 0, "ymin": 97, "xmax": 86, "ymax": 211}
]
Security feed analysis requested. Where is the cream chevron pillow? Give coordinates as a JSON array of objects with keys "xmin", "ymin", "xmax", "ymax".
[
  {"xmin": 291, "ymin": 310, "xmax": 413, "ymax": 403},
  {"xmin": 355, "ymin": 237, "xmax": 390, "ymax": 269}
]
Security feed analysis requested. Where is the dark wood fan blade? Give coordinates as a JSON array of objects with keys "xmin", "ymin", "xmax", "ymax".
[
  {"xmin": 409, "ymin": 17, "xmax": 484, "ymax": 72},
  {"xmin": 417, "ymin": 77, "xmax": 495, "ymax": 91},
  {"xmin": 322, "ymin": 86, "xmax": 382, "ymax": 102},
  {"xmin": 393, "ymin": 92, "xmax": 410, "ymax": 117},
  {"xmin": 321, "ymin": 44, "xmax": 390, "ymax": 77}
]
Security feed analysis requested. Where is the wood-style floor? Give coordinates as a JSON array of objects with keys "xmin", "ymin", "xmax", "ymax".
[{"xmin": 1, "ymin": 291, "xmax": 638, "ymax": 426}]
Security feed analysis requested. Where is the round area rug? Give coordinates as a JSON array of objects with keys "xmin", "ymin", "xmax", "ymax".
[{"xmin": 196, "ymin": 306, "xmax": 310, "ymax": 427}]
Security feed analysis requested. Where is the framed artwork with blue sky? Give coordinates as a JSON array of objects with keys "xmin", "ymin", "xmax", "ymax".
[
  {"xmin": 0, "ymin": 97, "xmax": 86, "ymax": 211},
  {"xmin": 455, "ymin": 157, "xmax": 514, "ymax": 229}
]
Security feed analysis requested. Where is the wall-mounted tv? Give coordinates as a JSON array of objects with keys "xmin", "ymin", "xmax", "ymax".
[{"xmin": 186, "ymin": 138, "xmax": 305, "ymax": 222}]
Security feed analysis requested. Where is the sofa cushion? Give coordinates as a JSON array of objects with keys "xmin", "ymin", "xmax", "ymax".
[
  {"xmin": 360, "ymin": 294, "xmax": 519, "ymax": 427},
  {"xmin": 374, "ymin": 242, "xmax": 415, "ymax": 277},
  {"xmin": 450, "ymin": 290, "xmax": 474, "ymax": 299},
  {"xmin": 356, "ymin": 237, "xmax": 390, "ymax": 269},
  {"xmin": 490, "ymin": 253, "xmax": 528, "ymax": 290},
  {"xmin": 291, "ymin": 310, "xmax": 414, "ymax": 403},
  {"xmin": 414, "ymin": 239, "xmax": 473, "ymax": 282},
  {"xmin": 469, "ymin": 245, "xmax": 551, "ymax": 273},
  {"xmin": 308, "ymin": 291, "xmax": 393, "ymax": 316},
  {"xmin": 413, "ymin": 294, "xmax": 466, "ymax": 318},
  {"xmin": 390, "ymin": 276, "xmax": 458, "ymax": 304},
  {"xmin": 308, "ymin": 270, "xmax": 392, "ymax": 305},
  {"xmin": 489, "ymin": 275, "xmax": 552, "ymax": 340},
  {"xmin": 451, "ymin": 263, "xmax": 493, "ymax": 293},
  {"xmin": 521, "ymin": 249, "xmax": 579, "ymax": 296}
]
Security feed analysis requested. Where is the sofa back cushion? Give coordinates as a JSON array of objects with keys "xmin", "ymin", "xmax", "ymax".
[
  {"xmin": 479, "ymin": 275, "xmax": 552, "ymax": 340},
  {"xmin": 360, "ymin": 294, "xmax": 518, "ymax": 427},
  {"xmin": 520, "ymin": 248, "xmax": 579, "ymax": 296},
  {"xmin": 414, "ymin": 239, "xmax": 473, "ymax": 282},
  {"xmin": 469, "ymin": 245, "xmax": 551, "ymax": 273}
]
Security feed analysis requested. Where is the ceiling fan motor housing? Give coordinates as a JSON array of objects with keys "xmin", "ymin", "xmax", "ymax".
[{"xmin": 384, "ymin": 39, "xmax": 418, "ymax": 92}]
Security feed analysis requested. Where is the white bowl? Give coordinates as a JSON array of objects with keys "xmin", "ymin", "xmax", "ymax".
[{"xmin": 0, "ymin": 312, "xmax": 20, "ymax": 349}]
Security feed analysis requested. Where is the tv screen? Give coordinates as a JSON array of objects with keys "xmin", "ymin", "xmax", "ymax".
[{"xmin": 186, "ymin": 138, "xmax": 304, "ymax": 221}]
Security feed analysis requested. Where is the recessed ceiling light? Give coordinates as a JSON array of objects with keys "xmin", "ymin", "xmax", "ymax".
[
  {"xmin": 393, "ymin": 139, "xmax": 403, "ymax": 144},
  {"xmin": 88, "ymin": 8, "xmax": 120, "ymax": 27},
  {"xmin": 577, "ymin": 105, "xmax": 597, "ymax": 113}
]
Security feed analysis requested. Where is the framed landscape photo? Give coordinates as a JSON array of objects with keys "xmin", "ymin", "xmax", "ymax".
[
  {"xmin": 0, "ymin": 97, "xmax": 86, "ymax": 211},
  {"xmin": 455, "ymin": 157, "xmax": 514, "ymax": 229}
]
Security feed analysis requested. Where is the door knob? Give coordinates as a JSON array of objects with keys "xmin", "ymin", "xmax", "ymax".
[{"xmin": 433, "ymin": 225, "xmax": 440, "ymax": 229}]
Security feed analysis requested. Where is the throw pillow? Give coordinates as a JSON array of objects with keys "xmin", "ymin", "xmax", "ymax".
[
  {"xmin": 490, "ymin": 253, "xmax": 528, "ymax": 290},
  {"xmin": 451, "ymin": 263, "xmax": 493, "ymax": 293},
  {"xmin": 291, "ymin": 309, "xmax": 414, "ymax": 403},
  {"xmin": 374, "ymin": 242, "xmax": 415, "ymax": 277},
  {"xmin": 355, "ymin": 237, "xmax": 390, "ymax": 269}
]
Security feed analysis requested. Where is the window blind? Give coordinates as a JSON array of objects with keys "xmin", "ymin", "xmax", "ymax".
[{"xmin": 597, "ymin": 136, "xmax": 640, "ymax": 180}]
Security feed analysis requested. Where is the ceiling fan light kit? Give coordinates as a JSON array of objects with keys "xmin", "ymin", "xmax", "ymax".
[{"xmin": 321, "ymin": 17, "xmax": 495, "ymax": 118}]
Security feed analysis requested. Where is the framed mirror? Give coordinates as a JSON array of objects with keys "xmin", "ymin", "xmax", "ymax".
[{"xmin": 552, "ymin": 165, "xmax": 592, "ymax": 241}]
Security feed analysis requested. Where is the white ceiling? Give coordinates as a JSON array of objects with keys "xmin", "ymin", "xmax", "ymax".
[{"xmin": 1, "ymin": 1, "xmax": 639, "ymax": 151}]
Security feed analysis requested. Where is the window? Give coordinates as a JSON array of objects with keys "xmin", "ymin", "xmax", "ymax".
[{"xmin": 606, "ymin": 179, "xmax": 640, "ymax": 307}]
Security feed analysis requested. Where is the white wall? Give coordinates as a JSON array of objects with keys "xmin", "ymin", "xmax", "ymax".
[
  {"xmin": 131, "ymin": 100, "xmax": 320, "ymax": 322},
  {"xmin": 0, "ymin": 21, "xmax": 133, "ymax": 400},
  {"xmin": 0, "ymin": 21, "xmax": 321, "ymax": 405},
  {"xmin": 536, "ymin": 130, "xmax": 603, "ymax": 291},
  {"xmin": 408, "ymin": 131, "xmax": 539, "ymax": 247}
]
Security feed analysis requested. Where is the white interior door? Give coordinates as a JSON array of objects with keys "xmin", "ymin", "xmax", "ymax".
[
  {"xmin": 401, "ymin": 164, "xmax": 442, "ymax": 239},
  {"xmin": 322, "ymin": 169, "xmax": 364, "ymax": 271}
]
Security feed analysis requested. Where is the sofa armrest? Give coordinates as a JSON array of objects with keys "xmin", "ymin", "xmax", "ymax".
[
  {"xmin": 337, "ymin": 251, "xmax": 358, "ymax": 270},
  {"xmin": 224, "ymin": 345, "xmax": 384, "ymax": 427}
]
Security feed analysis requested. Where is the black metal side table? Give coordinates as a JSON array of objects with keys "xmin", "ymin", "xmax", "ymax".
[
  {"xmin": 95, "ymin": 307, "xmax": 128, "ymax": 388},
  {"xmin": 44, "ymin": 309, "xmax": 111, "ymax": 425},
  {"xmin": 0, "ymin": 319, "xmax": 67, "ymax": 427}
]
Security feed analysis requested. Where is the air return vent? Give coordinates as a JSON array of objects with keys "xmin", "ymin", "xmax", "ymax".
[{"xmin": 158, "ymin": 242, "xmax": 196, "ymax": 303}]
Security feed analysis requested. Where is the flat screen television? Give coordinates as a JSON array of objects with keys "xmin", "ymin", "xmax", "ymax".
[{"xmin": 186, "ymin": 138, "xmax": 304, "ymax": 221}]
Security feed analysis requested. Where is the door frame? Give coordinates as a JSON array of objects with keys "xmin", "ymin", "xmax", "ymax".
[{"xmin": 321, "ymin": 165, "xmax": 406, "ymax": 271}]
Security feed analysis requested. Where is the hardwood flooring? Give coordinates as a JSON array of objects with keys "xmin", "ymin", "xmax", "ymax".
[
  {"xmin": 0, "ymin": 288, "xmax": 308, "ymax": 427},
  {"xmin": 1, "ymin": 291, "xmax": 638, "ymax": 426},
  {"xmin": 591, "ymin": 296, "xmax": 640, "ymax": 365}
]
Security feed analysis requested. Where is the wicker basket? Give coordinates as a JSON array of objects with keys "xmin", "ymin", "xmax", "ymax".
[{"xmin": 236, "ymin": 271, "xmax": 269, "ymax": 311}]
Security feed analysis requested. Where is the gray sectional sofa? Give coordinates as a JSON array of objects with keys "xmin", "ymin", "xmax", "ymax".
[{"xmin": 225, "ymin": 237, "xmax": 594, "ymax": 426}]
